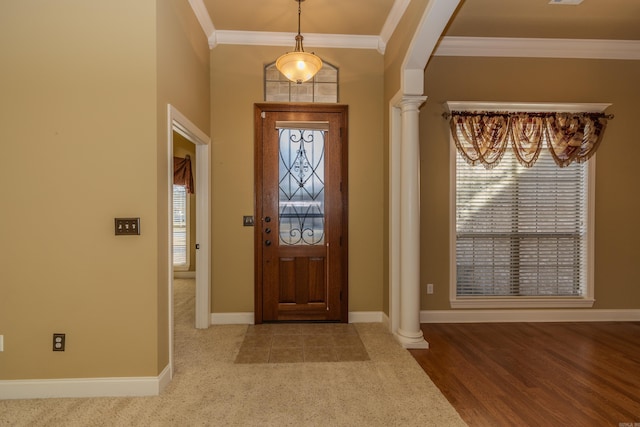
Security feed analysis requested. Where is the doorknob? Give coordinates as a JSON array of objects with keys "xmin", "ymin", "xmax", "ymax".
[{"xmin": 265, "ymin": 240, "xmax": 271, "ymax": 246}]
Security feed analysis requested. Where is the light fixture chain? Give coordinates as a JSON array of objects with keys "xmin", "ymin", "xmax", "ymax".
[{"xmin": 297, "ymin": 0, "xmax": 302, "ymax": 36}]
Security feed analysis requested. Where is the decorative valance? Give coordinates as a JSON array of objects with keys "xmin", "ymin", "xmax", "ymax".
[
  {"xmin": 173, "ymin": 155, "xmax": 194, "ymax": 194},
  {"xmin": 448, "ymin": 111, "xmax": 611, "ymax": 168}
]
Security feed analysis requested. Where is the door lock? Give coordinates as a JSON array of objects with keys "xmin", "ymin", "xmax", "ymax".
[{"xmin": 265, "ymin": 240, "xmax": 271, "ymax": 246}]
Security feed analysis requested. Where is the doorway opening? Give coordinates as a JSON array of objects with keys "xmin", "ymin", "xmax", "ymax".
[{"xmin": 167, "ymin": 105, "xmax": 211, "ymax": 377}]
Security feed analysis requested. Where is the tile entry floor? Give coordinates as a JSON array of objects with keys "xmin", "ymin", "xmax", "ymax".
[{"xmin": 234, "ymin": 323, "xmax": 370, "ymax": 364}]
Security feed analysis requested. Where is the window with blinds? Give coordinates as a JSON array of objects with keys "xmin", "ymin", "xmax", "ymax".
[
  {"xmin": 455, "ymin": 144, "xmax": 589, "ymax": 299},
  {"xmin": 173, "ymin": 185, "xmax": 189, "ymax": 269}
]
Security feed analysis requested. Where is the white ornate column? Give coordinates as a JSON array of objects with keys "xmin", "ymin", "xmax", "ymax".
[{"xmin": 395, "ymin": 96, "xmax": 429, "ymax": 349}]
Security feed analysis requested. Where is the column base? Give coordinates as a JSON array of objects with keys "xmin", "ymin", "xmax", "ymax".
[{"xmin": 395, "ymin": 329, "xmax": 430, "ymax": 349}]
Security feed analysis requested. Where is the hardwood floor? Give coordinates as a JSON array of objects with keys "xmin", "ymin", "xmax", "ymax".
[{"xmin": 409, "ymin": 322, "xmax": 640, "ymax": 426}]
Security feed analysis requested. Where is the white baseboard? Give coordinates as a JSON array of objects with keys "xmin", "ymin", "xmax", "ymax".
[
  {"xmin": 158, "ymin": 364, "xmax": 172, "ymax": 393},
  {"xmin": 209, "ymin": 311, "xmax": 388, "ymax": 325},
  {"xmin": 348, "ymin": 311, "xmax": 386, "ymax": 323},
  {"xmin": 210, "ymin": 312, "xmax": 254, "ymax": 325},
  {"xmin": 381, "ymin": 312, "xmax": 390, "ymax": 330},
  {"xmin": 420, "ymin": 309, "xmax": 640, "ymax": 323},
  {"xmin": 209, "ymin": 310, "xmax": 640, "ymax": 325},
  {"xmin": 0, "ymin": 365, "xmax": 171, "ymax": 400}
]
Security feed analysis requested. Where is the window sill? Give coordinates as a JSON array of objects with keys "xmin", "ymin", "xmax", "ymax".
[{"xmin": 450, "ymin": 297, "xmax": 595, "ymax": 309}]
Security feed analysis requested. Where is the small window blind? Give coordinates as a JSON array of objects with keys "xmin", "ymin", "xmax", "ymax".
[
  {"xmin": 173, "ymin": 185, "xmax": 189, "ymax": 268},
  {"xmin": 455, "ymin": 143, "xmax": 588, "ymax": 297}
]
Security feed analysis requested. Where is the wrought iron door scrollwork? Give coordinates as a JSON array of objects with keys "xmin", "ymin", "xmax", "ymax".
[{"xmin": 278, "ymin": 128, "xmax": 325, "ymax": 246}]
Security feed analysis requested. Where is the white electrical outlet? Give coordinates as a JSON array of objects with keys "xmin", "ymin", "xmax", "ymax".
[
  {"xmin": 427, "ymin": 283, "xmax": 434, "ymax": 294},
  {"xmin": 0, "ymin": 335, "xmax": 4, "ymax": 352}
]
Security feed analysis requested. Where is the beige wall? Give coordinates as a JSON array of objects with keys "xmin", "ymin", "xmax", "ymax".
[
  {"xmin": 156, "ymin": 0, "xmax": 210, "ymax": 372},
  {"xmin": 0, "ymin": 1, "xmax": 158, "ymax": 380},
  {"xmin": 420, "ymin": 56, "xmax": 640, "ymax": 310},
  {"xmin": 0, "ymin": 0, "xmax": 209, "ymax": 381},
  {"xmin": 210, "ymin": 45, "xmax": 385, "ymax": 313}
]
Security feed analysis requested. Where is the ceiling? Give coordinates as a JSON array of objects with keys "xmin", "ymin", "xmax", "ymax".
[
  {"xmin": 444, "ymin": 0, "xmax": 640, "ymax": 40},
  {"xmin": 202, "ymin": 0, "xmax": 395, "ymax": 36},
  {"xmin": 199, "ymin": 0, "xmax": 640, "ymax": 42}
]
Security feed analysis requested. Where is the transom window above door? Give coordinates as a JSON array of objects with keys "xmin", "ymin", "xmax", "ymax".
[{"xmin": 264, "ymin": 61, "xmax": 338, "ymax": 103}]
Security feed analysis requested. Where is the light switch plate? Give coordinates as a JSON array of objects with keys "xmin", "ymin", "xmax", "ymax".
[
  {"xmin": 0, "ymin": 335, "xmax": 4, "ymax": 352},
  {"xmin": 115, "ymin": 218, "xmax": 140, "ymax": 235}
]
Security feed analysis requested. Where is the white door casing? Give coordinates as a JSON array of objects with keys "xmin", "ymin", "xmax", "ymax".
[{"xmin": 167, "ymin": 104, "xmax": 211, "ymax": 378}]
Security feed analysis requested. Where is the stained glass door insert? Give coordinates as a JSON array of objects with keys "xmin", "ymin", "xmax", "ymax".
[{"xmin": 278, "ymin": 126, "xmax": 326, "ymax": 246}]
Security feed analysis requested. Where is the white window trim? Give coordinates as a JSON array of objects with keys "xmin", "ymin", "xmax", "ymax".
[{"xmin": 446, "ymin": 101, "xmax": 607, "ymax": 309}]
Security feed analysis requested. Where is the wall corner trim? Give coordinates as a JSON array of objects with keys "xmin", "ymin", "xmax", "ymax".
[{"xmin": 0, "ymin": 366, "xmax": 171, "ymax": 400}]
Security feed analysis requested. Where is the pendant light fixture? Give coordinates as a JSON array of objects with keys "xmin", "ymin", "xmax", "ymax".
[{"xmin": 276, "ymin": 0, "xmax": 323, "ymax": 84}]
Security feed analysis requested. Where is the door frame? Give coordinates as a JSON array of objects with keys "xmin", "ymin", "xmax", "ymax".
[
  {"xmin": 167, "ymin": 105, "xmax": 211, "ymax": 377},
  {"xmin": 254, "ymin": 103, "xmax": 349, "ymax": 323}
]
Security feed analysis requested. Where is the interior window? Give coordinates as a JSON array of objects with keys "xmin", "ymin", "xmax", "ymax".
[{"xmin": 264, "ymin": 61, "xmax": 338, "ymax": 103}]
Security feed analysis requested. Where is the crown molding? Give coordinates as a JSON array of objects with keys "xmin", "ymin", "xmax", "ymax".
[
  {"xmin": 190, "ymin": 0, "xmax": 396, "ymax": 53},
  {"xmin": 188, "ymin": 0, "xmax": 215, "ymax": 43},
  {"xmin": 188, "ymin": 0, "xmax": 640, "ymax": 60},
  {"xmin": 435, "ymin": 36, "xmax": 640, "ymax": 60},
  {"xmin": 211, "ymin": 30, "xmax": 382, "ymax": 52},
  {"xmin": 379, "ymin": 0, "xmax": 411, "ymax": 54}
]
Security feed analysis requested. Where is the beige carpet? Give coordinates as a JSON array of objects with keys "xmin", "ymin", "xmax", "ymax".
[{"xmin": 0, "ymin": 279, "xmax": 466, "ymax": 426}]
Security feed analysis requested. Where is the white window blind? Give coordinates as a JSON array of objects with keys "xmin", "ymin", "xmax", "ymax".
[
  {"xmin": 173, "ymin": 185, "xmax": 189, "ymax": 269},
  {"xmin": 455, "ymin": 143, "xmax": 588, "ymax": 297}
]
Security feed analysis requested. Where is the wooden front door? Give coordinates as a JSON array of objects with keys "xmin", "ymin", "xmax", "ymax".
[{"xmin": 254, "ymin": 103, "xmax": 348, "ymax": 323}]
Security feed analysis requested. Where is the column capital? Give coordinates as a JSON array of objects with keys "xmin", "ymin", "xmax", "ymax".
[{"xmin": 397, "ymin": 95, "xmax": 428, "ymax": 111}]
